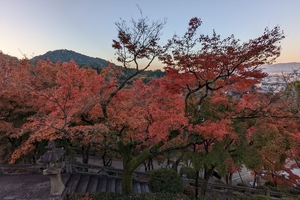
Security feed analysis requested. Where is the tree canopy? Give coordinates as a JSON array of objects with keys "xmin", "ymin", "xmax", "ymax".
[{"xmin": 1, "ymin": 15, "xmax": 299, "ymax": 196}]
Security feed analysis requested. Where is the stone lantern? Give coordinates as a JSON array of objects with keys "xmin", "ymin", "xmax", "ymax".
[{"xmin": 38, "ymin": 141, "xmax": 66, "ymax": 196}]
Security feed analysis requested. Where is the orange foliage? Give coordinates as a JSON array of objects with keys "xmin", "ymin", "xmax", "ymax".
[
  {"xmin": 10, "ymin": 60, "xmax": 106, "ymax": 163},
  {"xmin": 192, "ymin": 119, "xmax": 235, "ymax": 140},
  {"xmin": 108, "ymin": 79, "xmax": 187, "ymax": 145},
  {"xmin": 5, "ymin": 17, "xmax": 293, "ymax": 175},
  {"xmin": 0, "ymin": 53, "xmax": 34, "ymax": 139}
]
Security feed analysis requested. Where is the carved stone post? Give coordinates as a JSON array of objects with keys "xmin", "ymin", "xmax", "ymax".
[{"xmin": 38, "ymin": 141, "xmax": 66, "ymax": 196}]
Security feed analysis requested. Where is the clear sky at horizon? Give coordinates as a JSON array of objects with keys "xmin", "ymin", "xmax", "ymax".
[{"xmin": 0, "ymin": 0, "xmax": 299, "ymax": 70}]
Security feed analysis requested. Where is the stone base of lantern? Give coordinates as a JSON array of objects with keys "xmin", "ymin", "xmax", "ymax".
[{"xmin": 43, "ymin": 167, "xmax": 65, "ymax": 196}]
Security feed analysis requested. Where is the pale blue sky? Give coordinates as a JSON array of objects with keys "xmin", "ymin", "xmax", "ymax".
[{"xmin": 0, "ymin": 0, "xmax": 299, "ymax": 69}]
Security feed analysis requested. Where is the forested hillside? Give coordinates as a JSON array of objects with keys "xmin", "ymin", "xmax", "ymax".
[
  {"xmin": 30, "ymin": 49, "xmax": 108, "ymax": 66},
  {"xmin": 30, "ymin": 49, "xmax": 165, "ymax": 82}
]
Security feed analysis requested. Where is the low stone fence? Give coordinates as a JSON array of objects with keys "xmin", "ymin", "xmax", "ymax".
[
  {"xmin": 184, "ymin": 178, "xmax": 299, "ymax": 199},
  {"xmin": 68, "ymin": 162, "xmax": 150, "ymax": 181},
  {"xmin": 0, "ymin": 161, "xmax": 150, "ymax": 180},
  {"xmin": 0, "ymin": 163, "xmax": 46, "ymax": 174},
  {"xmin": 69, "ymin": 162, "xmax": 299, "ymax": 198},
  {"xmin": 1, "ymin": 162, "xmax": 298, "ymax": 198}
]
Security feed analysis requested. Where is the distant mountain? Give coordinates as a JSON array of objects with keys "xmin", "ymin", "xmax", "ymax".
[
  {"xmin": 31, "ymin": 49, "xmax": 299, "ymax": 80},
  {"xmin": 260, "ymin": 62, "xmax": 300, "ymax": 73},
  {"xmin": 30, "ymin": 49, "xmax": 108, "ymax": 67},
  {"xmin": 30, "ymin": 49, "xmax": 166, "ymax": 82}
]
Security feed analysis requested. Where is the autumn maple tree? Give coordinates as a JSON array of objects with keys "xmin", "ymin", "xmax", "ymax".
[
  {"xmin": 8, "ymin": 13, "xmax": 179, "ymax": 194},
  {"xmin": 202, "ymin": 73, "xmax": 300, "ymax": 189},
  {"xmin": 229, "ymin": 72, "xmax": 300, "ymax": 188},
  {"xmin": 5, "ymin": 13, "xmax": 290, "ymax": 196},
  {"xmin": 106, "ymin": 79, "xmax": 188, "ymax": 193},
  {"xmin": 10, "ymin": 59, "xmax": 107, "ymax": 163},
  {"xmin": 92, "ymin": 14, "xmax": 184, "ymax": 194},
  {"xmin": 106, "ymin": 16, "xmax": 285, "ymax": 195},
  {"xmin": 0, "ymin": 52, "xmax": 38, "ymax": 163},
  {"xmin": 249, "ymin": 79, "xmax": 300, "ymax": 187},
  {"xmin": 158, "ymin": 17, "xmax": 285, "ymax": 196}
]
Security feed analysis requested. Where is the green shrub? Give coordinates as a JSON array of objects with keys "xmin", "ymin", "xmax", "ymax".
[
  {"xmin": 180, "ymin": 166, "xmax": 196, "ymax": 179},
  {"xmin": 68, "ymin": 192, "xmax": 136, "ymax": 200},
  {"xmin": 289, "ymin": 188, "xmax": 300, "ymax": 195},
  {"xmin": 214, "ymin": 179, "xmax": 225, "ymax": 184},
  {"xmin": 68, "ymin": 192, "xmax": 190, "ymax": 200},
  {"xmin": 237, "ymin": 182, "xmax": 249, "ymax": 187},
  {"xmin": 267, "ymin": 186, "xmax": 288, "ymax": 193},
  {"xmin": 198, "ymin": 191, "xmax": 221, "ymax": 200},
  {"xmin": 212, "ymin": 179, "xmax": 226, "ymax": 190},
  {"xmin": 252, "ymin": 194, "xmax": 272, "ymax": 200},
  {"xmin": 139, "ymin": 192, "xmax": 190, "ymax": 200},
  {"xmin": 190, "ymin": 176, "xmax": 205, "ymax": 186},
  {"xmin": 149, "ymin": 168, "xmax": 183, "ymax": 194},
  {"xmin": 183, "ymin": 186, "xmax": 195, "ymax": 199},
  {"xmin": 281, "ymin": 197, "xmax": 299, "ymax": 200},
  {"xmin": 236, "ymin": 182, "xmax": 250, "ymax": 193},
  {"xmin": 255, "ymin": 185, "xmax": 267, "ymax": 190},
  {"xmin": 264, "ymin": 181, "xmax": 275, "ymax": 187},
  {"xmin": 231, "ymin": 193, "xmax": 252, "ymax": 200}
]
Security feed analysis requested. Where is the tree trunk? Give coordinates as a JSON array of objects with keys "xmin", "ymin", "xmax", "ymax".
[
  {"xmin": 271, "ymin": 172, "xmax": 277, "ymax": 187},
  {"xmin": 290, "ymin": 149, "xmax": 300, "ymax": 168},
  {"xmin": 194, "ymin": 170, "xmax": 199, "ymax": 199},
  {"xmin": 81, "ymin": 145, "xmax": 90, "ymax": 164},
  {"xmin": 118, "ymin": 140, "xmax": 164, "ymax": 194},
  {"xmin": 102, "ymin": 150, "xmax": 112, "ymax": 167},
  {"xmin": 122, "ymin": 168, "xmax": 133, "ymax": 194},
  {"xmin": 103, "ymin": 157, "xmax": 112, "ymax": 167},
  {"xmin": 225, "ymin": 172, "xmax": 233, "ymax": 185},
  {"xmin": 149, "ymin": 158, "xmax": 154, "ymax": 170},
  {"xmin": 172, "ymin": 154, "xmax": 183, "ymax": 173},
  {"xmin": 229, "ymin": 172, "xmax": 233, "ymax": 185},
  {"xmin": 253, "ymin": 171, "xmax": 257, "ymax": 188},
  {"xmin": 238, "ymin": 171, "xmax": 244, "ymax": 184},
  {"xmin": 144, "ymin": 158, "xmax": 154, "ymax": 172},
  {"xmin": 201, "ymin": 167, "xmax": 214, "ymax": 196}
]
